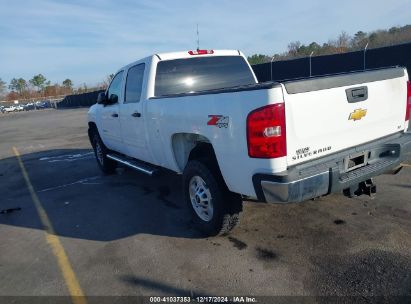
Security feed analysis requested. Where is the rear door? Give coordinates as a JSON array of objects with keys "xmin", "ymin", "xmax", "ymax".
[
  {"xmin": 119, "ymin": 63, "xmax": 153, "ymax": 163},
  {"xmin": 283, "ymin": 68, "xmax": 408, "ymax": 166}
]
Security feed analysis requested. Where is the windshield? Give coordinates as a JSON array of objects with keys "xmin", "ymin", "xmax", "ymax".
[{"xmin": 154, "ymin": 56, "xmax": 256, "ymax": 97}]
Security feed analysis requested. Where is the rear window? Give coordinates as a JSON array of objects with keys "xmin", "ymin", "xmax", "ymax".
[{"xmin": 154, "ymin": 56, "xmax": 256, "ymax": 97}]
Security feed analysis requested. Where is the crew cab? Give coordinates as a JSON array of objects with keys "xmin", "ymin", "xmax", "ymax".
[{"xmin": 88, "ymin": 49, "xmax": 411, "ymax": 235}]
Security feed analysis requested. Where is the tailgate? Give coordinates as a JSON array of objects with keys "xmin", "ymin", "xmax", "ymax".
[{"xmin": 283, "ymin": 67, "xmax": 408, "ymax": 166}]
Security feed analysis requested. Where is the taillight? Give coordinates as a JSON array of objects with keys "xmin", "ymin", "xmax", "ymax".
[
  {"xmin": 406, "ymin": 81, "xmax": 411, "ymax": 121},
  {"xmin": 247, "ymin": 103, "xmax": 286, "ymax": 158},
  {"xmin": 188, "ymin": 50, "xmax": 214, "ymax": 55}
]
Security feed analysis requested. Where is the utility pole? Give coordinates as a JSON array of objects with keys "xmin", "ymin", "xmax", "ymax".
[
  {"xmin": 363, "ymin": 42, "xmax": 369, "ymax": 70},
  {"xmin": 270, "ymin": 56, "xmax": 276, "ymax": 81},
  {"xmin": 309, "ymin": 51, "xmax": 314, "ymax": 77},
  {"xmin": 196, "ymin": 24, "xmax": 200, "ymax": 51}
]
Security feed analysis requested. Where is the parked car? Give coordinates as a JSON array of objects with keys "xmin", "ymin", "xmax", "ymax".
[
  {"xmin": 4, "ymin": 105, "xmax": 17, "ymax": 113},
  {"xmin": 35, "ymin": 100, "xmax": 51, "ymax": 109},
  {"xmin": 87, "ymin": 49, "xmax": 411, "ymax": 236},
  {"xmin": 24, "ymin": 103, "xmax": 35, "ymax": 111},
  {"xmin": 0, "ymin": 106, "xmax": 5, "ymax": 113},
  {"xmin": 15, "ymin": 105, "xmax": 24, "ymax": 112}
]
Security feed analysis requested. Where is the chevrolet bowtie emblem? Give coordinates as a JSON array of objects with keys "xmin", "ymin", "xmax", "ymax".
[{"xmin": 349, "ymin": 108, "xmax": 367, "ymax": 121}]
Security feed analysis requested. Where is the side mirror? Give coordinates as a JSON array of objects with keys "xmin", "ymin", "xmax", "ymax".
[
  {"xmin": 109, "ymin": 94, "xmax": 118, "ymax": 104},
  {"xmin": 97, "ymin": 92, "xmax": 108, "ymax": 104}
]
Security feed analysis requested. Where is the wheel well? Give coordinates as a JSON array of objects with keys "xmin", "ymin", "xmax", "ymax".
[
  {"xmin": 88, "ymin": 122, "xmax": 98, "ymax": 141},
  {"xmin": 171, "ymin": 133, "xmax": 220, "ymax": 172},
  {"xmin": 88, "ymin": 121, "xmax": 97, "ymax": 130},
  {"xmin": 188, "ymin": 143, "xmax": 217, "ymax": 164}
]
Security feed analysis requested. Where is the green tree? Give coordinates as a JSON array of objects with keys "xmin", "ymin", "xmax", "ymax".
[
  {"xmin": 9, "ymin": 78, "xmax": 18, "ymax": 91},
  {"xmin": 0, "ymin": 78, "xmax": 6, "ymax": 97},
  {"xmin": 62, "ymin": 79, "xmax": 73, "ymax": 89},
  {"xmin": 29, "ymin": 74, "xmax": 49, "ymax": 92},
  {"xmin": 247, "ymin": 54, "xmax": 270, "ymax": 65},
  {"xmin": 368, "ymin": 32, "xmax": 378, "ymax": 44},
  {"xmin": 307, "ymin": 42, "xmax": 321, "ymax": 53},
  {"xmin": 352, "ymin": 31, "xmax": 368, "ymax": 49},
  {"xmin": 9, "ymin": 78, "xmax": 27, "ymax": 95}
]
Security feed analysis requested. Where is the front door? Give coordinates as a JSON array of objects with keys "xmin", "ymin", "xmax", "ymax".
[
  {"xmin": 119, "ymin": 63, "xmax": 153, "ymax": 163},
  {"xmin": 100, "ymin": 71, "xmax": 125, "ymax": 152}
]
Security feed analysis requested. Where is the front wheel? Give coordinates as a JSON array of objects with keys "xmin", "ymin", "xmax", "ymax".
[
  {"xmin": 183, "ymin": 160, "xmax": 242, "ymax": 236},
  {"xmin": 91, "ymin": 131, "xmax": 117, "ymax": 174}
]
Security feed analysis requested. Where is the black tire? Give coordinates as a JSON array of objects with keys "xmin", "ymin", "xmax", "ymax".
[
  {"xmin": 90, "ymin": 130, "xmax": 117, "ymax": 174},
  {"xmin": 183, "ymin": 160, "xmax": 242, "ymax": 236}
]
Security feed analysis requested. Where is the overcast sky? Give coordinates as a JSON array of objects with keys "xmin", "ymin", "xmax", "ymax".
[{"xmin": 0, "ymin": 0, "xmax": 410, "ymax": 87}]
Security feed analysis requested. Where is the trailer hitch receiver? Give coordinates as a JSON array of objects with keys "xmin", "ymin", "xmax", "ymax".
[{"xmin": 343, "ymin": 179, "xmax": 377, "ymax": 198}]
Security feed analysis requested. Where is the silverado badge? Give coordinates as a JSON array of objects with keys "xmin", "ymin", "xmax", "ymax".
[{"xmin": 349, "ymin": 108, "xmax": 367, "ymax": 121}]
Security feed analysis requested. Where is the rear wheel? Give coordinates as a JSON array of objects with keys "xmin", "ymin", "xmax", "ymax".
[
  {"xmin": 91, "ymin": 131, "xmax": 117, "ymax": 174},
  {"xmin": 183, "ymin": 160, "xmax": 242, "ymax": 236}
]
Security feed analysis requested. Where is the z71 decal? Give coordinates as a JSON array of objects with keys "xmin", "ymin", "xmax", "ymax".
[{"xmin": 207, "ymin": 115, "xmax": 229, "ymax": 128}]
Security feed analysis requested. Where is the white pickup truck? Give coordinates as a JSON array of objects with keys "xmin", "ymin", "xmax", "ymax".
[{"xmin": 88, "ymin": 49, "xmax": 411, "ymax": 235}]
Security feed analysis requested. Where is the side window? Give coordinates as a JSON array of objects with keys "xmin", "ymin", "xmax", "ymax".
[
  {"xmin": 125, "ymin": 64, "xmax": 145, "ymax": 103},
  {"xmin": 107, "ymin": 71, "xmax": 124, "ymax": 103}
]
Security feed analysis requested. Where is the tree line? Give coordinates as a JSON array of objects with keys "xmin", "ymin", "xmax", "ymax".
[
  {"xmin": 248, "ymin": 24, "xmax": 411, "ymax": 65},
  {"xmin": 0, "ymin": 74, "xmax": 114, "ymax": 102},
  {"xmin": 0, "ymin": 74, "xmax": 75, "ymax": 101}
]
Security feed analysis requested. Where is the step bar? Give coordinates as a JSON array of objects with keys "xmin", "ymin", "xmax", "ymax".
[{"xmin": 107, "ymin": 154, "xmax": 158, "ymax": 176}]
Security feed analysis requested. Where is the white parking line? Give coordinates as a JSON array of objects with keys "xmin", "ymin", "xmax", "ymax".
[
  {"xmin": 38, "ymin": 176, "xmax": 101, "ymax": 193},
  {"xmin": 39, "ymin": 152, "xmax": 94, "ymax": 163}
]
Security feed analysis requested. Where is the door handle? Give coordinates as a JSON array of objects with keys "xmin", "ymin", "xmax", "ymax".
[
  {"xmin": 131, "ymin": 112, "xmax": 141, "ymax": 117},
  {"xmin": 111, "ymin": 113, "xmax": 119, "ymax": 117},
  {"xmin": 345, "ymin": 86, "xmax": 368, "ymax": 103}
]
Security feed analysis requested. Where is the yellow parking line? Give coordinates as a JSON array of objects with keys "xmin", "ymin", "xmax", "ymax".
[
  {"xmin": 401, "ymin": 163, "xmax": 411, "ymax": 167},
  {"xmin": 13, "ymin": 147, "xmax": 87, "ymax": 304}
]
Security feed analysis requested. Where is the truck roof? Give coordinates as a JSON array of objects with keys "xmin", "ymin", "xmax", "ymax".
[{"xmin": 156, "ymin": 49, "xmax": 242, "ymax": 61}]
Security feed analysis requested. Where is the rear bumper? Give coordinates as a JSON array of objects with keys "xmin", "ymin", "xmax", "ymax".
[{"xmin": 253, "ymin": 132, "xmax": 411, "ymax": 203}]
